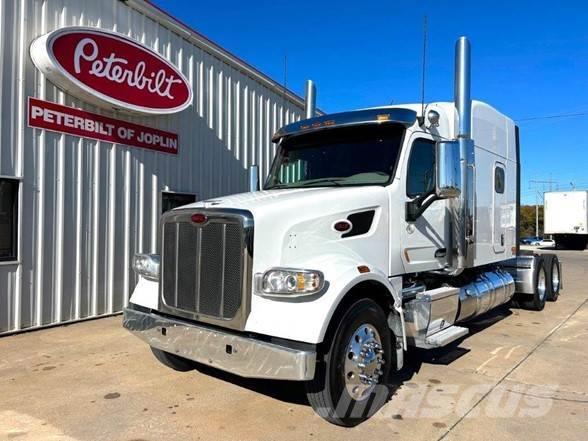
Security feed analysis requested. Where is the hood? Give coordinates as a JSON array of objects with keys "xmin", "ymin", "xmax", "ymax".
[
  {"xmin": 178, "ymin": 186, "xmax": 390, "ymax": 273},
  {"xmin": 180, "ymin": 186, "xmax": 385, "ymax": 217}
]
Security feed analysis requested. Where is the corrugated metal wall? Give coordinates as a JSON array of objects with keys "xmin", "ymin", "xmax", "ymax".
[{"xmin": 0, "ymin": 0, "xmax": 304, "ymax": 334}]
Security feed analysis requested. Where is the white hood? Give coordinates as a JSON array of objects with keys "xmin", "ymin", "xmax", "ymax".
[
  {"xmin": 179, "ymin": 186, "xmax": 390, "ymax": 274},
  {"xmin": 183, "ymin": 187, "xmax": 359, "ymax": 213}
]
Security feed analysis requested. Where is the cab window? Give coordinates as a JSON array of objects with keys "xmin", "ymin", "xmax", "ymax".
[{"xmin": 406, "ymin": 138, "xmax": 435, "ymax": 198}]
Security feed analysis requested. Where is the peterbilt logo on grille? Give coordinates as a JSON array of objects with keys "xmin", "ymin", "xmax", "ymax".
[{"xmin": 30, "ymin": 27, "xmax": 193, "ymax": 115}]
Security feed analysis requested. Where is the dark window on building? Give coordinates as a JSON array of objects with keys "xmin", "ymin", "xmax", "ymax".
[
  {"xmin": 406, "ymin": 138, "xmax": 436, "ymax": 198},
  {"xmin": 161, "ymin": 192, "xmax": 196, "ymax": 214},
  {"xmin": 0, "ymin": 178, "xmax": 18, "ymax": 261},
  {"xmin": 495, "ymin": 166, "xmax": 505, "ymax": 194}
]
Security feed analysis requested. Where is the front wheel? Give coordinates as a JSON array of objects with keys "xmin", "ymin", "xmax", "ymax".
[
  {"xmin": 305, "ymin": 299, "xmax": 394, "ymax": 426},
  {"xmin": 150, "ymin": 347, "xmax": 195, "ymax": 372}
]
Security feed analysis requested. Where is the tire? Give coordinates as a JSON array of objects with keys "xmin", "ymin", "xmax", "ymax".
[
  {"xmin": 151, "ymin": 347, "xmax": 194, "ymax": 372},
  {"xmin": 544, "ymin": 254, "xmax": 561, "ymax": 301},
  {"xmin": 512, "ymin": 258, "xmax": 549, "ymax": 311},
  {"xmin": 305, "ymin": 299, "xmax": 394, "ymax": 426}
]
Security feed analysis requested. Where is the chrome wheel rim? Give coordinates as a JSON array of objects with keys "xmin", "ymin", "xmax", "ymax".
[
  {"xmin": 537, "ymin": 267, "xmax": 547, "ymax": 301},
  {"xmin": 552, "ymin": 262, "xmax": 560, "ymax": 293},
  {"xmin": 343, "ymin": 323, "xmax": 384, "ymax": 401}
]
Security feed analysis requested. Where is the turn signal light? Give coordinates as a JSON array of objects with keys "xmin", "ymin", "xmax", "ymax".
[{"xmin": 191, "ymin": 213, "xmax": 208, "ymax": 224}]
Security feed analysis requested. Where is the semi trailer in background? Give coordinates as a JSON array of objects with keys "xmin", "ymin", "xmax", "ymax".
[
  {"xmin": 123, "ymin": 37, "xmax": 563, "ymax": 426},
  {"xmin": 544, "ymin": 191, "xmax": 588, "ymax": 249}
]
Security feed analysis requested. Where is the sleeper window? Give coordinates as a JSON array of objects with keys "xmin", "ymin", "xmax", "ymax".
[{"xmin": 495, "ymin": 166, "xmax": 505, "ymax": 194}]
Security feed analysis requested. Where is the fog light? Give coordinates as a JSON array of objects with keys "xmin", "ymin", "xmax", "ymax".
[{"xmin": 132, "ymin": 253, "xmax": 160, "ymax": 281}]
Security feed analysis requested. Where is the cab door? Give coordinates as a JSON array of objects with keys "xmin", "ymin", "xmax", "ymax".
[{"xmin": 399, "ymin": 134, "xmax": 448, "ymax": 272}]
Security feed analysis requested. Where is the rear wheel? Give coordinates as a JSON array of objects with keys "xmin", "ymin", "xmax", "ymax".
[
  {"xmin": 151, "ymin": 347, "xmax": 194, "ymax": 372},
  {"xmin": 544, "ymin": 254, "xmax": 561, "ymax": 301},
  {"xmin": 512, "ymin": 258, "xmax": 549, "ymax": 311},
  {"xmin": 305, "ymin": 299, "xmax": 394, "ymax": 426}
]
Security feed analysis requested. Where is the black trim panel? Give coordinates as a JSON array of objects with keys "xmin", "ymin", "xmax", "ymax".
[{"xmin": 342, "ymin": 210, "xmax": 375, "ymax": 238}]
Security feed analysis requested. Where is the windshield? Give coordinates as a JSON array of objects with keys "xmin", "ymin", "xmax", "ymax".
[{"xmin": 265, "ymin": 124, "xmax": 405, "ymax": 189}]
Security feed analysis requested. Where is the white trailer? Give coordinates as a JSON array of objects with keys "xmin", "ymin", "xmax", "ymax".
[
  {"xmin": 544, "ymin": 191, "xmax": 588, "ymax": 249},
  {"xmin": 123, "ymin": 37, "xmax": 563, "ymax": 426}
]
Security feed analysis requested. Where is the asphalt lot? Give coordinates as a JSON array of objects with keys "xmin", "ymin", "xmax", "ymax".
[{"xmin": 1, "ymin": 248, "xmax": 587, "ymax": 441}]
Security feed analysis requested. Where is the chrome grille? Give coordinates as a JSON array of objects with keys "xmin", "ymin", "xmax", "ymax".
[{"xmin": 161, "ymin": 212, "xmax": 248, "ymax": 323}]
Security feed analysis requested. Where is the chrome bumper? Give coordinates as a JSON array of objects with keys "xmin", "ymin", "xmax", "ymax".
[{"xmin": 123, "ymin": 306, "xmax": 316, "ymax": 381}]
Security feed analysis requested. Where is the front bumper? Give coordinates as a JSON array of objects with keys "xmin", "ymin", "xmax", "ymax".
[{"xmin": 123, "ymin": 306, "xmax": 316, "ymax": 381}]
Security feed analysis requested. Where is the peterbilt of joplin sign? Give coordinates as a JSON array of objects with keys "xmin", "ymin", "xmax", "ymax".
[
  {"xmin": 30, "ymin": 27, "xmax": 193, "ymax": 115},
  {"xmin": 28, "ymin": 97, "xmax": 179, "ymax": 154}
]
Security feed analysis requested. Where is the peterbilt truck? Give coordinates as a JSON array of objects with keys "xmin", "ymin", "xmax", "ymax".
[
  {"xmin": 123, "ymin": 37, "xmax": 562, "ymax": 426},
  {"xmin": 544, "ymin": 190, "xmax": 588, "ymax": 249}
]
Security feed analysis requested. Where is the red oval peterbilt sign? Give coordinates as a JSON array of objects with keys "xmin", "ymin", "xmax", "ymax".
[{"xmin": 30, "ymin": 27, "xmax": 192, "ymax": 115}]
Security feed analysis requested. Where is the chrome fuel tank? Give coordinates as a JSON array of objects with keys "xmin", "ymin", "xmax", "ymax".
[{"xmin": 456, "ymin": 269, "xmax": 515, "ymax": 322}]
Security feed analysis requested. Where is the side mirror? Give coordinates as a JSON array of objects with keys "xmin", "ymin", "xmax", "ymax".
[
  {"xmin": 249, "ymin": 165, "xmax": 260, "ymax": 192},
  {"xmin": 436, "ymin": 140, "xmax": 461, "ymax": 199}
]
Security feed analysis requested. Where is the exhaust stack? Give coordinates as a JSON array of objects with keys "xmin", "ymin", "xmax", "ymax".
[
  {"xmin": 455, "ymin": 37, "xmax": 471, "ymax": 138},
  {"xmin": 453, "ymin": 36, "xmax": 475, "ymax": 271},
  {"xmin": 304, "ymin": 80, "xmax": 316, "ymax": 119}
]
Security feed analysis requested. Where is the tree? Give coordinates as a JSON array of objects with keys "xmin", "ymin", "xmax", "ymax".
[{"xmin": 520, "ymin": 205, "xmax": 543, "ymax": 237}]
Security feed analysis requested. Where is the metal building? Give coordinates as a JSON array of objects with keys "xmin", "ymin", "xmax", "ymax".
[{"xmin": 0, "ymin": 0, "xmax": 305, "ymax": 334}]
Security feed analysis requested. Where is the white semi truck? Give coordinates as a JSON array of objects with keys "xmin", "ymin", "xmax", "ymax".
[
  {"xmin": 544, "ymin": 191, "xmax": 588, "ymax": 249},
  {"xmin": 123, "ymin": 37, "xmax": 562, "ymax": 426}
]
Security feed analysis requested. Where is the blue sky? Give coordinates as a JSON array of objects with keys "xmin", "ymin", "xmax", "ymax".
[{"xmin": 155, "ymin": 0, "xmax": 588, "ymax": 204}]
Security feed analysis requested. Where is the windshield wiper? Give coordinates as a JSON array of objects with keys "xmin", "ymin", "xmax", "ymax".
[
  {"xmin": 264, "ymin": 183, "xmax": 290, "ymax": 190},
  {"xmin": 265, "ymin": 177, "xmax": 346, "ymax": 189},
  {"xmin": 297, "ymin": 177, "xmax": 345, "ymax": 187}
]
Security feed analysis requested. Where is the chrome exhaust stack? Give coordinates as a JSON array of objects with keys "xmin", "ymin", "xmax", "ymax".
[
  {"xmin": 455, "ymin": 37, "xmax": 472, "ymax": 139},
  {"xmin": 453, "ymin": 37, "xmax": 476, "ymax": 271},
  {"xmin": 304, "ymin": 80, "xmax": 316, "ymax": 119}
]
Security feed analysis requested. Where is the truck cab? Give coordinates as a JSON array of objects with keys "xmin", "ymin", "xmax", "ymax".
[{"xmin": 123, "ymin": 37, "xmax": 562, "ymax": 426}]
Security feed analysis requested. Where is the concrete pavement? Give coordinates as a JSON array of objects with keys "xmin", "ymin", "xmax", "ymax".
[{"xmin": 0, "ymin": 249, "xmax": 586, "ymax": 441}]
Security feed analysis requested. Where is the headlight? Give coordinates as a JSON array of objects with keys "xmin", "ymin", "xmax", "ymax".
[
  {"xmin": 257, "ymin": 268, "xmax": 325, "ymax": 297},
  {"xmin": 132, "ymin": 253, "xmax": 160, "ymax": 281}
]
